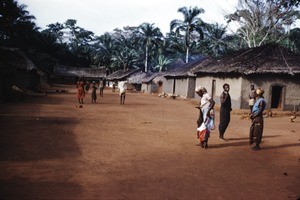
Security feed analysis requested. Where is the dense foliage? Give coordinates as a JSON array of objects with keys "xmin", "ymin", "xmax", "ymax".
[{"xmin": 1, "ymin": 0, "xmax": 299, "ymax": 73}]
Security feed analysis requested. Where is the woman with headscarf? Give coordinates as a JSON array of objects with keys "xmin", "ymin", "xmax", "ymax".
[
  {"xmin": 249, "ymin": 88, "xmax": 266, "ymax": 151},
  {"xmin": 195, "ymin": 86, "xmax": 215, "ymax": 149}
]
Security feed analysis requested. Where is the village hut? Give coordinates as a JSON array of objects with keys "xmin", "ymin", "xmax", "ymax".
[
  {"xmin": 53, "ymin": 65, "xmax": 107, "ymax": 83},
  {"xmin": 105, "ymin": 68, "xmax": 141, "ymax": 88},
  {"xmin": 163, "ymin": 56, "xmax": 206, "ymax": 98},
  {"xmin": 192, "ymin": 44, "xmax": 300, "ymax": 110},
  {"xmin": 141, "ymin": 58, "xmax": 185, "ymax": 94},
  {"xmin": 0, "ymin": 47, "xmax": 44, "ymax": 101},
  {"xmin": 127, "ymin": 71, "xmax": 148, "ymax": 92},
  {"xmin": 141, "ymin": 73, "xmax": 162, "ymax": 94}
]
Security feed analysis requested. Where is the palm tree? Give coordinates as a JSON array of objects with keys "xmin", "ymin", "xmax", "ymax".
[
  {"xmin": 0, "ymin": 0, "xmax": 38, "ymax": 48},
  {"xmin": 111, "ymin": 34, "xmax": 140, "ymax": 71},
  {"xmin": 170, "ymin": 6, "xmax": 205, "ymax": 63},
  {"xmin": 204, "ymin": 23, "xmax": 228, "ymax": 57},
  {"xmin": 137, "ymin": 23, "xmax": 163, "ymax": 72}
]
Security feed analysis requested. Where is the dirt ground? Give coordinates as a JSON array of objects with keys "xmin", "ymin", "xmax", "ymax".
[{"xmin": 0, "ymin": 84, "xmax": 299, "ymax": 200}]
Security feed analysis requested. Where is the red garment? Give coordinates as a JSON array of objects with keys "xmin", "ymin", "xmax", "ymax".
[{"xmin": 77, "ymin": 82, "xmax": 85, "ymax": 99}]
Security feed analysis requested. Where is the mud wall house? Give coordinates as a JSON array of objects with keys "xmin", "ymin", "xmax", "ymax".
[
  {"xmin": 163, "ymin": 57, "xmax": 206, "ymax": 98},
  {"xmin": 53, "ymin": 65, "xmax": 107, "ymax": 83},
  {"xmin": 105, "ymin": 68, "xmax": 141, "ymax": 88},
  {"xmin": 141, "ymin": 58, "xmax": 185, "ymax": 95},
  {"xmin": 192, "ymin": 44, "xmax": 300, "ymax": 110},
  {"xmin": 127, "ymin": 71, "xmax": 147, "ymax": 91},
  {"xmin": 141, "ymin": 73, "xmax": 162, "ymax": 94},
  {"xmin": 0, "ymin": 47, "xmax": 42, "ymax": 101}
]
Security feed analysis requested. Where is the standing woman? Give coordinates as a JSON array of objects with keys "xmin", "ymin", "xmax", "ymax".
[
  {"xmin": 77, "ymin": 81, "xmax": 85, "ymax": 104},
  {"xmin": 218, "ymin": 83, "xmax": 232, "ymax": 140},
  {"xmin": 195, "ymin": 86, "xmax": 215, "ymax": 149},
  {"xmin": 249, "ymin": 88, "xmax": 266, "ymax": 150}
]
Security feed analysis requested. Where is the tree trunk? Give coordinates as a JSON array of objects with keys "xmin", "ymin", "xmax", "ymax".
[
  {"xmin": 185, "ymin": 47, "xmax": 189, "ymax": 63},
  {"xmin": 145, "ymin": 46, "xmax": 148, "ymax": 72}
]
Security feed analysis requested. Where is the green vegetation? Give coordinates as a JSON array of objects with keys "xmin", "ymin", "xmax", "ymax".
[{"xmin": 1, "ymin": 0, "xmax": 299, "ymax": 73}]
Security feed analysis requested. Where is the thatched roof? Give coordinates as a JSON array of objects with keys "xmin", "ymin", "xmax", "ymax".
[
  {"xmin": 141, "ymin": 73, "xmax": 158, "ymax": 83},
  {"xmin": 193, "ymin": 44, "xmax": 300, "ymax": 76},
  {"xmin": 105, "ymin": 68, "xmax": 141, "ymax": 81},
  {"xmin": 164, "ymin": 56, "xmax": 206, "ymax": 78},
  {"xmin": 127, "ymin": 71, "xmax": 147, "ymax": 84},
  {"xmin": 54, "ymin": 65, "xmax": 106, "ymax": 78},
  {"xmin": 0, "ymin": 47, "xmax": 36, "ymax": 71}
]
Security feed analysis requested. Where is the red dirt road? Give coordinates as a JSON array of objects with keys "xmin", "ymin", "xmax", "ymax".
[{"xmin": 0, "ymin": 84, "xmax": 299, "ymax": 199}]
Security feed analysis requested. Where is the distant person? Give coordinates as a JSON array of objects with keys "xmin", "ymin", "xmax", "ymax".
[
  {"xmin": 99, "ymin": 79, "xmax": 104, "ymax": 97},
  {"xmin": 249, "ymin": 88, "xmax": 266, "ymax": 151},
  {"xmin": 77, "ymin": 81, "xmax": 85, "ymax": 104},
  {"xmin": 195, "ymin": 86, "xmax": 215, "ymax": 149},
  {"xmin": 118, "ymin": 81, "xmax": 127, "ymax": 105},
  {"xmin": 218, "ymin": 83, "xmax": 232, "ymax": 141},
  {"xmin": 91, "ymin": 81, "xmax": 97, "ymax": 103},
  {"xmin": 84, "ymin": 81, "xmax": 90, "ymax": 92},
  {"xmin": 249, "ymin": 84, "xmax": 256, "ymax": 112},
  {"xmin": 112, "ymin": 82, "xmax": 116, "ymax": 92}
]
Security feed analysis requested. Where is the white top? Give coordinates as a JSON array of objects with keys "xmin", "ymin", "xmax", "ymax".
[
  {"xmin": 118, "ymin": 81, "xmax": 127, "ymax": 93},
  {"xmin": 200, "ymin": 93, "xmax": 212, "ymax": 110}
]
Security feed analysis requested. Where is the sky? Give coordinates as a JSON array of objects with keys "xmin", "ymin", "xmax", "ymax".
[
  {"xmin": 17, "ymin": 0, "xmax": 241, "ymax": 36},
  {"xmin": 17, "ymin": 0, "xmax": 300, "ymax": 37}
]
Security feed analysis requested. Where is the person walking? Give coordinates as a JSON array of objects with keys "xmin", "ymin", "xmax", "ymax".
[
  {"xmin": 118, "ymin": 80, "xmax": 127, "ymax": 105},
  {"xmin": 249, "ymin": 88, "xmax": 266, "ymax": 151},
  {"xmin": 99, "ymin": 79, "xmax": 104, "ymax": 97},
  {"xmin": 218, "ymin": 83, "xmax": 232, "ymax": 141},
  {"xmin": 195, "ymin": 86, "xmax": 215, "ymax": 149},
  {"xmin": 91, "ymin": 81, "xmax": 97, "ymax": 103},
  {"xmin": 249, "ymin": 84, "xmax": 256, "ymax": 112}
]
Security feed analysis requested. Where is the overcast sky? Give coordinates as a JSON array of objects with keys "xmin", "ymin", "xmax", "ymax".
[
  {"xmin": 17, "ymin": 0, "xmax": 240, "ymax": 36},
  {"xmin": 18, "ymin": 0, "xmax": 244, "ymax": 35}
]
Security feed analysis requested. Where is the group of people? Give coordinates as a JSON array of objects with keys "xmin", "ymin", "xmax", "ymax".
[
  {"xmin": 76, "ymin": 79, "xmax": 128, "ymax": 105},
  {"xmin": 195, "ymin": 83, "xmax": 266, "ymax": 151},
  {"xmin": 76, "ymin": 80, "xmax": 105, "ymax": 104}
]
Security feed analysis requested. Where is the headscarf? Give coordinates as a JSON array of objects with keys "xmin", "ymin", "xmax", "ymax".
[
  {"xmin": 195, "ymin": 86, "xmax": 206, "ymax": 93},
  {"xmin": 256, "ymin": 88, "xmax": 264, "ymax": 95}
]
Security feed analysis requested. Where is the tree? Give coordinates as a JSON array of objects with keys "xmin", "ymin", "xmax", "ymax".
[
  {"xmin": 201, "ymin": 23, "xmax": 229, "ymax": 57},
  {"xmin": 0, "ymin": 0, "xmax": 38, "ymax": 48},
  {"xmin": 226, "ymin": 0, "xmax": 300, "ymax": 47},
  {"xmin": 111, "ymin": 34, "xmax": 140, "ymax": 71},
  {"xmin": 288, "ymin": 28, "xmax": 300, "ymax": 53},
  {"xmin": 137, "ymin": 23, "xmax": 163, "ymax": 72},
  {"xmin": 170, "ymin": 6, "xmax": 206, "ymax": 63}
]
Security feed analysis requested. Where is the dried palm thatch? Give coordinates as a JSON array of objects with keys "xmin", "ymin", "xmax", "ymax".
[
  {"xmin": 54, "ymin": 65, "xmax": 106, "ymax": 78},
  {"xmin": 0, "ymin": 47, "xmax": 36, "ymax": 71},
  {"xmin": 192, "ymin": 44, "xmax": 300, "ymax": 76},
  {"xmin": 127, "ymin": 71, "xmax": 148, "ymax": 84},
  {"xmin": 105, "ymin": 69, "xmax": 140, "ymax": 81},
  {"xmin": 164, "ymin": 56, "xmax": 206, "ymax": 78}
]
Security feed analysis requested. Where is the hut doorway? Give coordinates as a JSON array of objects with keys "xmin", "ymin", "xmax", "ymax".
[
  {"xmin": 158, "ymin": 81, "xmax": 163, "ymax": 94},
  {"xmin": 172, "ymin": 79, "xmax": 176, "ymax": 94},
  {"xmin": 271, "ymin": 85, "xmax": 284, "ymax": 109},
  {"xmin": 211, "ymin": 79, "xmax": 216, "ymax": 99}
]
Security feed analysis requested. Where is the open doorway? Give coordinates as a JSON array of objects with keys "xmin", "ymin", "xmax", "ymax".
[
  {"xmin": 158, "ymin": 81, "xmax": 163, "ymax": 94},
  {"xmin": 271, "ymin": 85, "xmax": 284, "ymax": 109},
  {"xmin": 211, "ymin": 79, "xmax": 216, "ymax": 99}
]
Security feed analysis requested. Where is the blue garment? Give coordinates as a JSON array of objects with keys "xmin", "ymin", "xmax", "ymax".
[{"xmin": 252, "ymin": 98, "xmax": 266, "ymax": 115}]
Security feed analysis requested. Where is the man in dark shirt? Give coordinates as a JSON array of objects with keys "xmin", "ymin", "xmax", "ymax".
[{"xmin": 218, "ymin": 83, "xmax": 232, "ymax": 141}]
